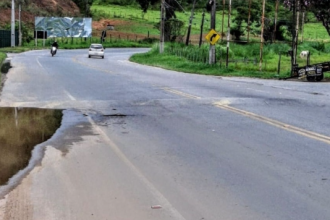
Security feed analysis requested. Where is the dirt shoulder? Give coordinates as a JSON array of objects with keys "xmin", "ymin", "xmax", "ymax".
[
  {"xmin": 0, "ymin": 58, "xmax": 10, "ymax": 99},
  {"xmin": 0, "ymin": 73, "xmax": 6, "ymax": 97}
]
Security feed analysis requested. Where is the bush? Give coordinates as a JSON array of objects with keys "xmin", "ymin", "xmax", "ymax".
[
  {"xmin": 138, "ymin": 37, "xmax": 158, "ymax": 44},
  {"xmin": 299, "ymin": 41, "xmax": 325, "ymax": 52}
]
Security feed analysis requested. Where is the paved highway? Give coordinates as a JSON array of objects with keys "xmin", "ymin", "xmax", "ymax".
[{"xmin": 1, "ymin": 48, "xmax": 330, "ymax": 220}]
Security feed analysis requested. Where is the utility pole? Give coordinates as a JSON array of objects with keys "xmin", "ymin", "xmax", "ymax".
[
  {"xmin": 209, "ymin": 0, "xmax": 216, "ymax": 64},
  {"xmin": 291, "ymin": 0, "xmax": 299, "ymax": 74},
  {"xmin": 186, "ymin": 0, "xmax": 197, "ymax": 46},
  {"xmin": 293, "ymin": 0, "xmax": 300, "ymax": 65},
  {"xmin": 259, "ymin": 0, "xmax": 266, "ymax": 71},
  {"xmin": 11, "ymin": 0, "xmax": 15, "ymax": 47},
  {"xmin": 301, "ymin": 10, "xmax": 305, "ymax": 43},
  {"xmin": 226, "ymin": 0, "xmax": 231, "ymax": 68},
  {"xmin": 19, "ymin": 3, "xmax": 22, "ymax": 46},
  {"xmin": 160, "ymin": 0, "xmax": 165, "ymax": 53}
]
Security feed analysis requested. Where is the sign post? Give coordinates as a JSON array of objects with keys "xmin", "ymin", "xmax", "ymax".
[{"xmin": 11, "ymin": 0, "xmax": 15, "ymax": 47}]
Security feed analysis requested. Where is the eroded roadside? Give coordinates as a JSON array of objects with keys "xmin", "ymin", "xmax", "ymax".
[
  {"xmin": 0, "ymin": 57, "xmax": 10, "ymax": 99},
  {"xmin": 0, "ymin": 57, "xmax": 63, "ymax": 193}
]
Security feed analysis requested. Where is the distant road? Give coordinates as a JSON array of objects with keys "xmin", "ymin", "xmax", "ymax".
[{"xmin": 1, "ymin": 48, "xmax": 330, "ymax": 220}]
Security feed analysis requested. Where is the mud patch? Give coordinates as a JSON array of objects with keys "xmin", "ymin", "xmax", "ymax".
[
  {"xmin": 0, "ymin": 60, "xmax": 11, "ymax": 74},
  {"xmin": 0, "ymin": 107, "xmax": 63, "ymax": 186}
]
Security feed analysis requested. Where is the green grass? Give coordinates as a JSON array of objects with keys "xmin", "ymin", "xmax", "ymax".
[
  {"xmin": 130, "ymin": 41, "xmax": 330, "ymax": 79},
  {"xmin": 0, "ymin": 51, "xmax": 7, "ymax": 82},
  {"xmin": 303, "ymin": 23, "xmax": 330, "ymax": 42},
  {"xmin": 1, "ymin": 3, "xmax": 330, "ymax": 80},
  {"xmin": 0, "ymin": 52, "xmax": 6, "ymax": 62},
  {"xmin": 130, "ymin": 44, "xmax": 280, "ymax": 79},
  {"xmin": 91, "ymin": 4, "xmax": 221, "ymax": 36},
  {"xmin": 91, "ymin": 5, "xmax": 161, "ymax": 35},
  {"xmin": 91, "ymin": 4, "xmax": 330, "ymax": 42}
]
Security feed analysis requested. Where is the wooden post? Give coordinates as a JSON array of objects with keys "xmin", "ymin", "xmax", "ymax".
[
  {"xmin": 259, "ymin": 0, "xmax": 266, "ymax": 71},
  {"xmin": 221, "ymin": 0, "xmax": 225, "ymax": 41},
  {"xmin": 209, "ymin": 0, "xmax": 216, "ymax": 64},
  {"xmin": 247, "ymin": 0, "xmax": 252, "ymax": 42},
  {"xmin": 226, "ymin": 0, "xmax": 232, "ymax": 68},
  {"xmin": 199, "ymin": 10, "xmax": 205, "ymax": 48},
  {"xmin": 160, "ymin": 0, "xmax": 165, "ymax": 53},
  {"xmin": 186, "ymin": 0, "xmax": 197, "ymax": 46}
]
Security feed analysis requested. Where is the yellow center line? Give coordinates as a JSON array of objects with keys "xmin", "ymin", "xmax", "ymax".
[
  {"xmin": 214, "ymin": 101, "xmax": 330, "ymax": 145},
  {"xmin": 162, "ymin": 87, "xmax": 201, "ymax": 99}
]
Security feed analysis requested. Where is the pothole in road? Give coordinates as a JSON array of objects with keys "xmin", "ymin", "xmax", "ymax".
[
  {"xmin": 0, "ymin": 107, "xmax": 63, "ymax": 186},
  {"xmin": 103, "ymin": 113, "xmax": 127, "ymax": 117}
]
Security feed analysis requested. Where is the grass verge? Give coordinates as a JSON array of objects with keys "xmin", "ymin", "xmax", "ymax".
[
  {"xmin": 130, "ymin": 43, "xmax": 330, "ymax": 80},
  {"xmin": 130, "ymin": 49, "xmax": 282, "ymax": 79}
]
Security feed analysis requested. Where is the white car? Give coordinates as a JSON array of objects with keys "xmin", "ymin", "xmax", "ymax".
[{"xmin": 88, "ymin": 43, "xmax": 105, "ymax": 59}]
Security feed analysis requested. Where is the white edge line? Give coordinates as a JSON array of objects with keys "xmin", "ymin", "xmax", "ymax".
[
  {"xmin": 87, "ymin": 116, "xmax": 187, "ymax": 220},
  {"xmin": 64, "ymin": 90, "xmax": 76, "ymax": 101}
]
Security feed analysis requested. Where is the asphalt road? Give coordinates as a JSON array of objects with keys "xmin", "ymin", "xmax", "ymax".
[{"xmin": 1, "ymin": 48, "xmax": 330, "ymax": 220}]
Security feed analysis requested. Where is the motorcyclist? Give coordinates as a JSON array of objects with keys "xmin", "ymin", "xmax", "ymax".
[
  {"xmin": 51, "ymin": 40, "xmax": 59, "ymax": 49},
  {"xmin": 51, "ymin": 40, "xmax": 58, "ymax": 55}
]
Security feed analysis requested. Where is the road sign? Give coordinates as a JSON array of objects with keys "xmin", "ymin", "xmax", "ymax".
[{"xmin": 205, "ymin": 29, "xmax": 220, "ymax": 45}]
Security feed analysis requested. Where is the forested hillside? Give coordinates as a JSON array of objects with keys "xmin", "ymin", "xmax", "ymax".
[{"xmin": 0, "ymin": 0, "xmax": 81, "ymax": 28}]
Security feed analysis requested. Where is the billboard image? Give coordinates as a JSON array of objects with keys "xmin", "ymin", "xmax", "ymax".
[{"xmin": 35, "ymin": 17, "xmax": 92, "ymax": 38}]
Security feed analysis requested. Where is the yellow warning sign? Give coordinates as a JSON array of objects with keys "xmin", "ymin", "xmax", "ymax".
[{"xmin": 205, "ymin": 29, "xmax": 220, "ymax": 45}]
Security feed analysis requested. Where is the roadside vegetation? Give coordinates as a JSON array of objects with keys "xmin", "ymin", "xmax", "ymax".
[
  {"xmin": 1, "ymin": 1, "xmax": 330, "ymax": 81},
  {"xmin": 0, "ymin": 52, "xmax": 6, "ymax": 67},
  {"xmin": 130, "ymin": 41, "xmax": 330, "ymax": 79}
]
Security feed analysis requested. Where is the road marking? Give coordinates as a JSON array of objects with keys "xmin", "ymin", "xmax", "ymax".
[
  {"xmin": 64, "ymin": 90, "xmax": 76, "ymax": 101},
  {"xmin": 87, "ymin": 116, "xmax": 187, "ymax": 220},
  {"xmin": 156, "ymin": 88, "xmax": 330, "ymax": 145},
  {"xmin": 214, "ymin": 101, "xmax": 330, "ymax": 145},
  {"xmin": 162, "ymin": 87, "xmax": 200, "ymax": 99},
  {"xmin": 36, "ymin": 57, "xmax": 43, "ymax": 68}
]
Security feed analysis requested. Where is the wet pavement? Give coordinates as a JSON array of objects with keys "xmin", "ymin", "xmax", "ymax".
[{"xmin": 0, "ymin": 107, "xmax": 62, "ymax": 186}]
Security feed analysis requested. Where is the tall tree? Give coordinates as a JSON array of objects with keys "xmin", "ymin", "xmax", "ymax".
[
  {"xmin": 230, "ymin": 0, "xmax": 262, "ymax": 40},
  {"xmin": 136, "ymin": 0, "xmax": 184, "ymax": 42},
  {"xmin": 71, "ymin": 0, "xmax": 93, "ymax": 17},
  {"xmin": 136, "ymin": 0, "xmax": 159, "ymax": 13},
  {"xmin": 283, "ymin": 0, "xmax": 330, "ymax": 36}
]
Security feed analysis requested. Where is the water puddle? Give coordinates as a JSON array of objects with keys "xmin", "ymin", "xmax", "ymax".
[{"xmin": 0, "ymin": 107, "xmax": 63, "ymax": 186}]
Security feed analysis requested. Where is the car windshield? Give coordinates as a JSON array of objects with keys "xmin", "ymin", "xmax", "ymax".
[{"xmin": 91, "ymin": 45, "xmax": 103, "ymax": 49}]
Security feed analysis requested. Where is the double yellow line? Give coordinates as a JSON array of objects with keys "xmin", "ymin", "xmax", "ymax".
[
  {"xmin": 214, "ymin": 101, "xmax": 330, "ymax": 145},
  {"xmin": 162, "ymin": 87, "xmax": 330, "ymax": 145},
  {"xmin": 162, "ymin": 87, "xmax": 200, "ymax": 99}
]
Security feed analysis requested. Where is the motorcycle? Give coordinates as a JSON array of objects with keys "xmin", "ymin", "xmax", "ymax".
[{"xmin": 50, "ymin": 46, "xmax": 57, "ymax": 56}]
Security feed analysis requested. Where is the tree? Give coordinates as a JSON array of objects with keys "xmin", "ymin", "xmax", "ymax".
[
  {"xmin": 136, "ymin": 0, "xmax": 159, "ymax": 13},
  {"xmin": 283, "ymin": 0, "xmax": 330, "ymax": 36},
  {"xmin": 136, "ymin": 0, "xmax": 184, "ymax": 42},
  {"xmin": 71, "ymin": 0, "xmax": 94, "ymax": 17},
  {"xmin": 230, "ymin": 0, "xmax": 262, "ymax": 40}
]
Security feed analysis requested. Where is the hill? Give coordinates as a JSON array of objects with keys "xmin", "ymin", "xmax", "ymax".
[{"xmin": 0, "ymin": 0, "xmax": 81, "ymax": 28}]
